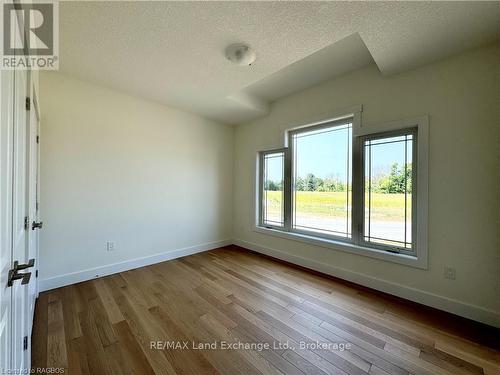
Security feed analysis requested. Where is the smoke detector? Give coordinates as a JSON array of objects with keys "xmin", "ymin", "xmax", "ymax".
[{"xmin": 225, "ymin": 43, "xmax": 256, "ymax": 66}]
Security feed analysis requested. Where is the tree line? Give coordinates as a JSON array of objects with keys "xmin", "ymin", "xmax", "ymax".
[{"xmin": 265, "ymin": 163, "xmax": 412, "ymax": 194}]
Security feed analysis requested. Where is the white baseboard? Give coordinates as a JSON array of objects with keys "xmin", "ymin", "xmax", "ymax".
[
  {"xmin": 234, "ymin": 239, "xmax": 500, "ymax": 328},
  {"xmin": 38, "ymin": 237, "xmax": 499, "ymax": 327},
  {"xmin": 39, "ymin": 239, "xmax": 232, "ymax": 292}
]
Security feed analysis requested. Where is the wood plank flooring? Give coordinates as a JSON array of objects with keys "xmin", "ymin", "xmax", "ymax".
[{"xmin": 32, "ymin": 246, "xmax": 500, "ymax": 375}]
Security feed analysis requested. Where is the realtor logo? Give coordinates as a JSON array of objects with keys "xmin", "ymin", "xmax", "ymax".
[{"xmin": 1, "ymin": 0, "xmax": 59, "ymax": 70}]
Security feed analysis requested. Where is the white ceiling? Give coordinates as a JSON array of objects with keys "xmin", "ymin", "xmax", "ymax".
[{"xmin": 58, "ymin": 1, "xmax": 500, "ymax": 124}]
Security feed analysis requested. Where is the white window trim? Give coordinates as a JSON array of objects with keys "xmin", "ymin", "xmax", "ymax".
[
  {"xmin": 254, "ymin": 226, "xmax": 426, "ymax": 268},
  {"xmin": 254, "ymin": 109, "xmax": 429, "ymax": 270}
]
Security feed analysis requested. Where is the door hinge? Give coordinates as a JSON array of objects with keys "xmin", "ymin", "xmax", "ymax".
[
  {"xmin": 36, "ymin": 135, "xmax": 39, "ymax": 144},
  {"xmin": 25, "ymin": 97, "xmax": 31, "ymax": 111},
  {"xmin": 36, "ymin": 201, "xmax": 39, "ymax": 211},
  {"xmin": 24, "ymin": 216, "xmax": 29, "ymax": 230},
  {"xmin": 35, "ymin": 269, "xmax": 38, "ymax": 278},
  {"xmin": 23, "ymin": 336, "xmax": 28, "ymax": 351}
]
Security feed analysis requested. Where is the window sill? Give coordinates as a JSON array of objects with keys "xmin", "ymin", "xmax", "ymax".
[{"xmin": 254, "ymin": 226, "xmax": 428, "ymax": 269}]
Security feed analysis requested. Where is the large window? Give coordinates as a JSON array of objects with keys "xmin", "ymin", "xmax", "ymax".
[
  {"xmin": 361, "ymin": 130, "xmax": 416, "ymax": 253},
  {"xmin": 257, "ymin": 112, "xmax": 428, "ymax": 265},
  {"xmin": 291, "ymin": 121, "xmax": 352, "ymax": 239}
]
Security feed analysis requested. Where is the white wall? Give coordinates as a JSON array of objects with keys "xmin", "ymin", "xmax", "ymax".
[
  {"xmin": 39, "ymin": 43, "xmax": 499, "ymax": 326},
  {"xmin": 39, "ymin": 73, "xmax": 233, "ymax": 287},
  {"xmin": 233, "ymin": 42, "xmax": 500, "ymax": 326}
]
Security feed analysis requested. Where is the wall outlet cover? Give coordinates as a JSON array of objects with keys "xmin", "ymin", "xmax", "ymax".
[{"xmin": 444, "ymin": 266, "xmax": 456, "ymax": 280}]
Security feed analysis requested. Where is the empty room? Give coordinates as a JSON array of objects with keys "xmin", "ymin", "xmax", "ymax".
[{"xmin": 1, "ymin": 1, "xmax": 499, "ymax": 374}]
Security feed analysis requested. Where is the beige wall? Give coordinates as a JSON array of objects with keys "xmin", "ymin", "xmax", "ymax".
[
  {"xmin": 39, "ymin": 72, "xmax": 233, "ymax": 282},
  {"xmin": 233, "ymin": 43, "xmax": 500, "ymax": 325}
]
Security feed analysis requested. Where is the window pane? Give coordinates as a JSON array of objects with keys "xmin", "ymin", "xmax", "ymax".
[
  {"xmin": 263, "ymin": 152, "xmax": 284, "ymax": 226},
  {"xmin": 292, "ymin": 122, "xmax": 352, "ymax": 238},
  {"xmin": 364, "ymin": 133, "xmax": 413, "ymax": 249}
]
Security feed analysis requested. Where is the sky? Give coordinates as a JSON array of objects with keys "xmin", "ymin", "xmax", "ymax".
[
  {"xmin": 265, "ymin": 127, "xmax": 412, "ymax": 183},
  {"xmin": 295, "ymin": 126, "xmax": 350, "ymax": 180}
]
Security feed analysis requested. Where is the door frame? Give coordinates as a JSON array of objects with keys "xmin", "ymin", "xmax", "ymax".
[
  {"xmin": 33, "ymin": 85, "xmax": 41, "ymax": 300},
  {"xmin": 0, "ymin": 62, "xmax": 15, "ymax": 375},
  {"xmin": 26, "ymin": 74, "xmax": 41, "ymax": 334}
]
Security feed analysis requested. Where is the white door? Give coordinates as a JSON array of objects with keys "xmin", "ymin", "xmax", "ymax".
[
  {"xmin": 11, "ymin": 56, "xmax": 31, "ymax": 372},
  {"xmin": 0, "ymin": 65, "xmax": 15, "ymax": 375},
  {"xmin": 9, "ymin": 14, "xmax": 34, "ymax": 371},
  {"xmin": 1, "ymin": 11, "xmax": 35, "ymax": 374},
  {"xmin": 26, "ymin": 81, "xmax": 41, "ymax": 334}
]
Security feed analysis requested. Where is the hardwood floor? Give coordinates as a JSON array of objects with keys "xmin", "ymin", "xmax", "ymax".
[{"xmin": 32, "ymin": 246, "xmax": 500, "ymax": 375}]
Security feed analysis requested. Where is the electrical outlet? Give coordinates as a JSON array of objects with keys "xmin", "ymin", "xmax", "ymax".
[
  {"xmin": 444, "ymin": 266, "xmax": 456, "ymax": 280},
  {"xmin": 106, "ymin": 241, "xmax": 116, "ymax": 251}
]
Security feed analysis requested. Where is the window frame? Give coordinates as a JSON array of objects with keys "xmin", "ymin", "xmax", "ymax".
[
  {"xmin": 255, "ymin": 110, "xmax": 428, "ymax": 269},
  {"xmin": 356, "ymin": 127, "xmax": 418, "ymax": 257},
  {"xmin": 257, "ymin": 148, "xmax": 290, "ymax": 231}
]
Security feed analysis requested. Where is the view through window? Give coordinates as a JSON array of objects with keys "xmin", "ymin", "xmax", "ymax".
[
  {"xmin": 262, "ymin": 151, "xmax": 284, "ymax": 227},
  {"xmin": 363, "ymin": 133, "xmax": 414, "ymax": 249},
  {"xmin": 291, "ymin": 122, "xmax": 352, "ymax": 238},
  {"xmin": 258, "ymin": 116, "xmax": 421, "ymax": 257}
]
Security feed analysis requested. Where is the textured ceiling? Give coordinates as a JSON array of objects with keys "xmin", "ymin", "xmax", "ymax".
[{"xmin": 58, "ymin": 1, "xmax": 500, "ymax": 124}]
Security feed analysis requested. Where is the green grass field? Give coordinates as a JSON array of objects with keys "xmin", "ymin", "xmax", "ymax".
[{"xmin": 265, "ymin": 191, "xmax": 410, "ymax": 221}]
